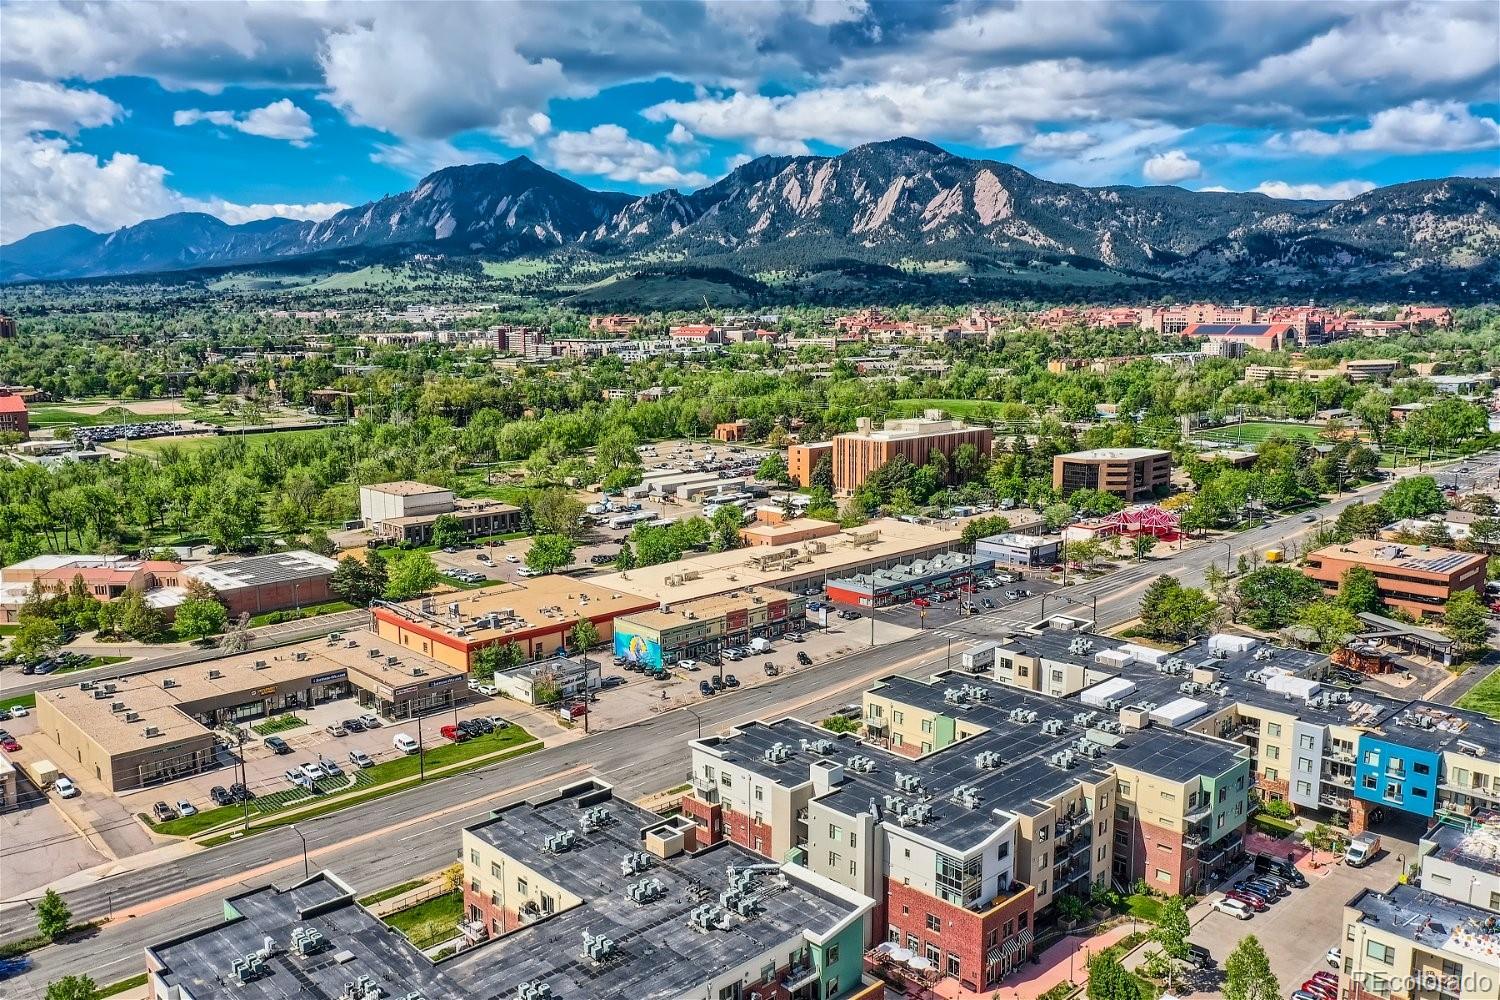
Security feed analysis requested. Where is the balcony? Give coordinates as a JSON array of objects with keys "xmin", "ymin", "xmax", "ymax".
[
  {"xmin": 1321, "ymin": 770, "xmax": 1353, "ymax": 788},
  {"xmin": 1319, "ymin": 793, "xmax": 1351, "ymax": 812},
  {"xmin": 1184, "ymin": 800, "xmax": 1213, "ymax": 823},
  {"xmin": 864, "ymin": 715, "xmax": 888, "ymax": 730},
  {"xmin": 689, "ymin": 776, "xmax": 721, "ymax": 804}
]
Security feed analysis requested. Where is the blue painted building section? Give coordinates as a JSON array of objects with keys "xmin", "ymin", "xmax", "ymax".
[
  {"xmin": 613, "ymin": 630, "xmax": 663, "ymax": 668},
  {"xmin": 1353, "ymin": 734, "xmax": 1440, "ymax": 818}
]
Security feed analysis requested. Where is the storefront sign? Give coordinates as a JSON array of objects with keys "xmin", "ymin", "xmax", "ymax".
[
  {"xmin": 311, "ymin": 671, "xmax": 347, "ymax": 685},
  {"xmin": 255, "ymin": 686, "xmax": 278, "ymax": 696}
]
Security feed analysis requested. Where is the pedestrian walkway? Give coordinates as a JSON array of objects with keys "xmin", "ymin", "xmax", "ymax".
[{"xmin": 928, "ymin": 924, "xmax": 1136, "ymax": 1000}]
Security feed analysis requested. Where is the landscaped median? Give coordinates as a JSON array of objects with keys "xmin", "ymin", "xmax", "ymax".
[{"xmin": 144, "ymin": 725, "xmax": 541, "ymax": 841}]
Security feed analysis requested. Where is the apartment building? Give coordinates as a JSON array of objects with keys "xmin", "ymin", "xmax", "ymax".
[
  {"xmin": 992, "ymin": 625, "xmax": 1500, "ymax": 836},
  {"xmin": 1303, "ymin": 540, "xmax": 1487, "ymax": 619},
  {"xmin": 1416, "ymin": 815, "xmax": 1500, "ymax": 910},
  {"xmin": 1341, "ymin": 884, "xmax": 1500, "ymax": 1000},
  {"xmin": 1052, "ymin": 448, "xmax": 1173, "ymax": 502},
  {"xmin": 831, "ymin": 412, "xmax": 992, "ymax": 494},
  {"xmin": 678, "ymin": 672, "xmax": 1250, "ymax": 993},
  {"xmin": 0, "ymin": 390, "xmax": 28, "ymax": 438},
  {"xmin": 788, "ymin": 440, "xmax": 834, "ymax": 487},
  {"xmin": 459, "ymin": 779, "xmax": 875, "ymax": 1000}
]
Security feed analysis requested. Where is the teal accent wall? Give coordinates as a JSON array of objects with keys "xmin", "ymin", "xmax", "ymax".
[
  {"xmin": 813, "ymin": 917, "xmax": 867, "ymax": 999},
  {"xmin": 933, "ymin": 714, "xmax": 957, "ymax": 750}
]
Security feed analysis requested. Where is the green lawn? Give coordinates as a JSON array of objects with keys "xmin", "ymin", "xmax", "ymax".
[
  {"xmin": 1250, "ymin": 813, "xmax": 1298, "ymax": 838},
  {"xmin": 127, "ymin": 426, "xmax": 337, "ymax": 458},
  {"xmin": 1126, "ymin": 894, "xmax": 1165, "ymax": 922},
  {"xmin": 0, "ymin": 693, "xmax": 37, "ymax": 712},
  {"xmin": 250, "ymin": 714, "xmax": 307, "ymax": 736},
  {"xmin": 359, "ymin": 878, "xmax": 429, "ymax": 907},
  {"xmin": 1197, "ymin": 421, "xmax": 1325, "ymax": 445},
  {"xmin": 247, "ymin": 601, "xmax": 357, "ymax": 627},
  {"xmin": 383, "ymin": 890, "xmax": 463, "ymax": 949},
  {"xmin": 0, "ymin": 624, "xmax": 18, "ymax": 636},
  {"xmin": 96, "ymin": 974, "xmax": 149, "ymax": 999},
  {"xmin": 886, "ymin": 399, "xmax": 1022, "ymax": 423},
  {"xmin": 1457, "ymin": 668, "xmax": 1500, "ymax": 720}
]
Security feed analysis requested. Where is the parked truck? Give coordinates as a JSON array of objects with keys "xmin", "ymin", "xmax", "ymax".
[
  {"xmin": 26, "ymin": 759, "xmax": 59, "ymax": 790},
  {"xmin": 1345, "ymin": 831, "xmax": 1382, "ymax": 867},
  {"xmin": 960, "ymin": 641, "xmax": 999, "ymax": 674}
]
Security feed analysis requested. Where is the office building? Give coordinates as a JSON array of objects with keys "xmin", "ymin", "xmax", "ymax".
[
  {"xmin": 371, "ymin": 578, "xmax": 659, "ymax": 670},
  {"xmin": 359, "ymin": 481, "xmax": 522, "ymax": 545},
  {"xmin": 1303, "ymin": 540, "xmax": 1487, "ymax": 619},
  {"xmin": 181, "ymin": 551, "xmax": 338, "ymax": 619},
  {"xmin": 831, "ymin": 412, "xmax": 991, "ymax": 494},
  {"xmin": 1052, "ymin": 448, "xmax": 1172, "ymax": 501},
  {"xmin": 788, "ymin": 440, "xmax": 834, "ymax": 487},
  {"xmin": 975, "ymin": 532, "xmax": 1061, "ymax": 567},
  {"xmin": 612, "ymin": 588, "xmax": 806, "ymax": 667},
  {"xmin": 489, "ymin": 653, "xmax": 600, "ymax": 705},
  {"xmin": 35, "ymin": 630, "xmax": 469, "ymax": 791},
  {"xmin": 1341, "ymin": 884, "xmax": 1500, "ymax": 1000},
  {"xmin": 741, "ymin": 517, "xmax": 842, "ymax": 548}
]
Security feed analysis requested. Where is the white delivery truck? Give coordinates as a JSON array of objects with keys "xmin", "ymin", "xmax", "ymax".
[
  {"xmin": 1345, "ymin": 832, "xmax": 1381, "ymax": 867},
  {"xmin": 749, "ymin": 637, "xmax": 772, "ymax": 654}
]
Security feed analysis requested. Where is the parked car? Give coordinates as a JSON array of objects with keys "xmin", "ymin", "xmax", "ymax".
[
  {"xmin": 1310, "ymin": 972, "xmax": 1338, "ymax": 989},
  {"xmin": 211, "ymin": 785, "xmax": 233, "ymax": 806},
  {"xmin": 176, "ymin": 799, "xmax": 198, "ymax": 817},
  {"xmin": 912, "ymin": 597, "xmax": 930, "ymax": 608},
  {"xmin": 393, "ymin": 733, "xmax": 419, "ymax": 754},
  {"xmin": 1236, "ymin": 882, "xmax": 1278, "ymax": 904},
  {"xmin": 600, "ymin": 676, "xmax": 625, "ymax": 689},
  {"xmin": 285, "ymin": 770, "xmax": 312, "ymax": 790},
  {"xmin": 838, "ymin": 609, "xmax": 860, "ymax": 620},
  {"xmin": 699, "ymin": 680, "xmax": 714, "ymax": 696},
  {"xmin": 298, "ymin": 762, "xmax": 324, "ymax": 782},
  {"xmin": 0, "ymin": 710, "xmax": 10, "ymax": 723},
  {"xmin": 1254, "ymin": 854, "xmax": 1307, "ymax": 885},
  {"xmin": 764, "ymin": 661, "xmax": 779, "ymax": 676},
  {"xmin": 439, "ymin": 724, "xmax": 468, "ymax": 742},
  {"xmin": 505, "ymin": 554, "xmax": 520, "ymax": 563},
  {"xmin": 229, "ymin": 783, "xmax": 251, "ymax": 802},
  {"xmin": 710, "ymin": 675, "xmax": 724, "ymax": 690},
  {"xmin": 1301, "ymin": 980, "xmax": 1336, "ymax": 1000},
  {"xmin": 152, "ymin": 801, "xmax": 177, "ymax": 822},
  {"xmin": 0, "ymin": 737, "xmax": 19, "ymax": 752},
  {"xmin": 723, "ymin": 648, "xmax": 743, "ymax": 661},
  {"xmin": 55, "ymin": 777, "xmax": 80, "ymax": 799},
  {"xmin": 981, "ymin": 598, "xmax": 995, "ymax": 610},
  {"xmin": 1211, "ymin": 897, "xmax": 1253, "ymax": 919},
  {"xmin": 349, "ymin": 750, "xmax": 374, "ymax": 768},
  {"xmin": 319, "ymin": 757, "xmax": 343, "ymax": 778},
  {"xmin": 677, "ymin": 659, "xmax": 700, "ymax": 671},
  {"xmin": 1290, "ymin": 991, "xmax": 1321, "ymax": 1000},
  {"xmin": 1254, "ymin": 873, "xmax": 1295, "ymax": 894},
  {"xmin": 476, "ymin": 682, "xmax": 499, "ymax": 696},
  {"xmin": 1225, "ymin": 889, "xmax": 1268, "ymax": 912},
  {"xmin": 358, "ymin": 713, "xmax": 381, "ymax": 729},
  {"xmin": 264, "ymin": 736, "xmax": 292, "ymax": 754},
  {"xmin": 325, "ymin": 723, "xmax": 347, "ymax": 737},
  {"xmin": 796, "ymin": 651, "xmax": 813, "ymax": 666},
  {"xmin": 724, "ymin": 674, "xmax": 739, "ymax": 688},
  {"xmin": 786, "ymin": 632, "xmax": 804, "ymax": 642},
  {"xmin": 484, "ymin": 715, "xmax": 509, "ymax": 729},
  {"xmin": 1325, "ymin": 948, "xmax": 1341, "ymax": 968},
  {"xmin": 1185, "ymin": 944, "xmax": 1213, "ymax": 969}
]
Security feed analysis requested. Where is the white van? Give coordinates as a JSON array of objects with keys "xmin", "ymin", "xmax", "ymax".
[
  {"xmin": 749, "ymin": 637, "xmax": 772, "ymax": 654},
  {"xmin": 393, "ymin": 733, "xmax": 420, "ymax": 755}
]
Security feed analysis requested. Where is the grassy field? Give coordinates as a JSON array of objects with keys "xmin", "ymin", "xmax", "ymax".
[
  {"xmin": 359, "ymin": 878, "xmax": 428, "ymax": 907},
  {"xmin": 1197, "ymin": 421, "xmax": 1326, "ymax": 445},
  {"xmin": 1457, "ymin": 668, "xmax": 1500, "ymax": 719},
  {"xmin": 481, "ymin": 258, "xmax": 555, "ymax": 279},
  {"xmin": 383, "ymin": 890, "xmax": 462, "ymax": 949},
  {"xmin": 126, "ymin": 425, "xmax": 338, "ymax": 458},
  {"xmin": 247, "ymin": 601, "xmax": 357, "ymax": 627}
]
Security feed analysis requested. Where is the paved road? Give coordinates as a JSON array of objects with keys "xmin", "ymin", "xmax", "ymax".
[
  {"xmin": 0, "ymin": 610, "xmax": 370, "ymax": 701},
  {"xmin": 4, "ymin": 450, "xmax": 1491, "ymax": 996}
]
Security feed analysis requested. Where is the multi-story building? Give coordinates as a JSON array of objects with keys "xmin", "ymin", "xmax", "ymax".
[
  {"xmin": 824, "ymin": 551, "xmax": 996, "ymax": 608},
  {"xmin": 831, "ymin": 412, "xmax": 992, "ymax": 494},
  {"xmin": 678, "ymin": 671, "xmax": 1252, "ymax": 993},
  {"xmin": 788, "ymin": 440, "xmax": 834, "ymax": 487},
  {"xmin": 1181, "ymin": 322, "xmax": 1292, "ymax": 352},
  {"xmin": 1052, "ymin": 448, "xmax": 1172, "ymax": 501},
  {"xmin": 358, "ymin": 480, "xmax": 522, "ymax": 544},
  {"xmin": 1416, "ymin": 814, "xmax": 1500, "ymax": 910},
  {"xmin": 1303, "ymin": 540, "xmax": 1487, "ymax": 619},
  {"xmin": 1341, "ymin": 883, "xmax": 1500, "ymax": 1000},
  {"xmin": 611, "ymin": 587, "xmax": 807, "ymax": 667},
  {"xmin": 0, "ymin": 389, "xmax": 28, "ymax": 438}
]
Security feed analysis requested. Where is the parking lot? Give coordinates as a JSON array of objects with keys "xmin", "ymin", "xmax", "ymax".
[
  {"xmin": 864, "ymin": 573, "xmax": 1065, "ymax": 635},
  {"xmin": 1183, "ymin": 824, "xmax": 1421, "ymax": 998}
]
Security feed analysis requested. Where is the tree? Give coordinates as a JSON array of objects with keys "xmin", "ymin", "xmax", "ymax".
[
  {"xmin": 613, "ymin": 540, "xmax": 636, "ymax": 571},
  {"xmin": 756, "ymin": 453, "xmax": 790, "ymax": 484},
  {"xmin": 569, "ymin": 619, "xmax": 600, "ymax": 655},
  {"xmin": 1087, "ymin": 952, "xmax": 1136, "ymax": 1000},
  {"xmin": 1381, "ymin": 475, "xmax": 1446, "ymax": 521},
  {"xmin": 1071, "ymin": 488, "xmax": 1126, "ymax": 518},
  {"xmin": 10, "ymin": 614, "xmax": 64, "ymax": 660},
  {"xmin": 528, "ymin": 487, "xmax": 587, "ymax": 540},
  {"xmin": 1223, "ymin": 935, "xmax": 1280, "ymax": 1000},
  {"xmin": 709, "ymin": 505, "xmax": 745, "ymax": 551},
  {"xmin": 471, "ymin": 641, "xmax": 524, "ymax": 680},
  {"xmin": 1236, "ymin": 566, "xmax": 1323, "ymax": 630},
  {"xmin": 331, "ymin": 554, "xmax": 383, "ymax": 606},
  {"xmin": 1443, "ymin": 590, "xmax": 1491, "ymax": 658},
  {"xmin": 115, "ymin": 590, "xmax": 165, "ymax": 642},
  {"xmin": 1139, "ymin": 575, "xmax": 1218, "ymax": 641},
  {"xmin": 1296, "ymin": 601, "xmax": 1362, "ymax": 651},
  {"xmin": 1152, "ymin": 895, "xmax": 1192, "ymax": 992},
  {"xmin": 1131, "ymin": 534, "xmax": 1158, "ymax": 561},
  {"xmin": 37, "ymin": 888, "xmax": 71, "ymax": 938},
  {"xmin": 810, "ymin": 453, "xmax": 835, "ymax": 492},
  {"xmin": 1336, "ymin": 566, "xmax": 1383, "ymax": 614},
  {"xmin": 174, "ymin": 597, "xmax": 228, "ymax": 641},
  {"xmin": 430, "ymin": 514, "xmax": 467, "ymax": 549},
  {"xmin": 442, "ymin": 862, "xmax": 464, "ymax": 893},
  {"xmin": 44, "ymin": 976, "xmax": 96, "ymax": 1000},
  {"xmin": 1042, "ymin": 502, "xmax": 1075, "ymax": 533},
  {"xmin": 383, "ymin": 550, "xmax": 440, "ymax": 600},
  {"xmin": 525, "ymin": 533, "xmax": 576, "ymax": 575}
]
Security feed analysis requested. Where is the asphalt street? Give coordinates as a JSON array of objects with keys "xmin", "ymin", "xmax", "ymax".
[{"xmin": 3, "ymin": 448, "xmax": 1494, "ymax": 998}]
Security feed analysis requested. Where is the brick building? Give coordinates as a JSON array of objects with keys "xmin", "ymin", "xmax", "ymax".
[
  {"xmin": 1303, "ymin": 540, "xmax": 1486, "ymax": 619},
  {"xmin": 0, "ymin": 390, "xmax": 28, "ymax": 438},
  {"xmin": 1052, "ymin": 448, "xmax": 1172, "ymax": 501},
  {"xmin": 788, "ymin": 440, "xmax": 833, "ymax": 487},
  {"xmin": 831, "ymin": 412, "xmax": 991, "ymax": 494}
]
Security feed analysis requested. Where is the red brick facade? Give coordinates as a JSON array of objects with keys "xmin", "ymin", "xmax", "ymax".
[
  {"xmin": 462, "ymin": 885, "xmax": 512, "ymax": 938},
  {"xmin": 216, "ymin": 576, "xmax": 335, "ymax": 618},
  {"xmin": 883, "ymin": 879, "xmax": 1036, "ymax": 993},
  {"xmin": 679, "ymin": 794, "xmax": 724, "ymax": 846},
  {"xmin": 1129, "ymin": 818, "xmax": 1193, "ymax": 896},
  {"xmin": 1348, "ymin": 798, "xmax": 1373, "ymax": 836},
  {"xmin": 724, "ymin": 806, "xmax": 776, "ymax": 857}
]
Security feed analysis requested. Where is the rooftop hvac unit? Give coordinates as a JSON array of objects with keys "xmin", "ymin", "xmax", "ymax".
[
  {"xmin": 951, "ymin": 785, "xmax": 982, "ymax": 809},
  {"xmin": 1072, "ymin": 711, "xmax": 1097, "ymax": 726},
  {"xmin": 581, "ymin": 930, "xmax": 618, "ymax": 963},
  {"xmin": 626, "ymin": 877, "xmax": 665, "ymax": 905},
  {"xmin": 368, "ymin": 649, "xmax": 381, "ymax": 658},
  {"xmin": 620, "ymin": 851, "xmax": 653, "ymax": 876},
  {"xmin": 893, "ymin": 772, "xmax": 923, "ymax": 793},
  {"xmin": 144, "ymin": 726, "xmax": 161, "ymax": 737},
  {"xmin": 1041, "ymin": 719, "xmax": 1065, "ymax": 737},
  {"xmin": 579, "ymin": 806, "xmax": 613, "ymax": 832},
  {"xmin": 253, "ymin": 660, "xmax": 266, "ymax": 669},
  {"xmin": 295, "ymin": 651, "xmax": 309, "ymax": 662},
  {"xmin": 799, "ymin": 738, "xmax": 834, "ymax": 755},
  {"xmin": 110, "ymin": 701, "xmax": 126, "ymax": 713},
  {"xmin": 845, "ymin": 754, "xmax": 876, "ymax": 773},
  {"xmin": 762, "ymin": 742, "xmax": 791, "ymax": 764},
  {"xmin": 543, "ymin": 830, "xmax": 577, "ymax": 853},
  {"xmin": 207, "ymin": 669, "xmax": 223, "ymax": 680},
  {"xmin": 386, "ymin": 656, "xmax": 399, "ymax": 666},
  {"xmin": 124, "ymin": 711, "xmax": 140, "ymax": 723},
  {"xmin": 975, "ymin": 750, "xmax": 1004, "ymax": 770}
]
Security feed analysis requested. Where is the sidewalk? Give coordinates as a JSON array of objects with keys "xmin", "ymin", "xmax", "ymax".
[{"xmin": 928, "ymin": 924, "xmax": 1135, "ymax": 1000}]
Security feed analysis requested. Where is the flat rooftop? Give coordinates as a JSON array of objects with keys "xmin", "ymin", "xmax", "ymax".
[
  {"xmin": 832, "ymin": 550, "xmax": 993, "ymax": 591},
  {"xmin": 1349, "ymin": 883, "xmax": 1500, "ymax": 964},
  {"xmin": 183, "ymin": 550, "xmax": 338, "ymax": 591},
  {"xmin": 454, "ymin": 784, "xmax": 866, "ymax": 999},
  {"xmin": 616, "ymin": 586, "xmax": 801, "ymax": 634},
  {"xmin": 1308, "ymin": 539, "xmax": 1486, "ymax": 575},
  {"xmin": 41, "ymin": 630, "xmax": 457, "ymax": 754},
  {"xmin": 1057, "ymin": 448, "xmax": 1170, "ymax": 461},
  {"xmin": 701, "ymin": 671, "xmax": 1245, "ymax": 852},
  {"xmin": 362, "ymin": 480, "xmax": 449, "ymax": 496},
  {"xmin": 741, "ymin": 517, "xmax": 840, "ymax": 540},
  {"xmin": 590, "ymin": 517, "xmax": 962, "ymax": 604},
  {"xmin": 375, "ymin": 577, "xmax": 658, "ymax": 645},
  {"xmin": 1423, "ymin": 814, "xmax": 1500, "ymax": 877}
]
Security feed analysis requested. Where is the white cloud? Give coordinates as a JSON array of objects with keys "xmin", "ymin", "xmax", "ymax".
[
  {"xmin": 1253, "ymin": 179, "xmax": 1376, "ymax": 200},
  {"xmin": 3, "ymin": 79, "xmax": 122, "ymax": 137},
  {"xmin": 202, "ymin": 199, "xmax": 347, "ymax": 225},
  {"xmin": 1198, "ymin": 185, "xmax": 1231, "ymax": 192},
  {"xmin": 666, "ymin": 123, "xmax": 695, "ymax": 145},
  {"xmin": 175, "ymin": 98, "xmax": 314, "ymax": 145},
  {"xmin": 545, "ymin": 124, "xmax": 709, "ymax": 188},
  {"xmin": 1142, "ymin": 149, "xmax": 1202, "ymax": 183},
  {"xmin": 1022, "ymin": 130, "xmax": 1097, "ymax": 156},
  {"xmin": 1279, "ymin": 100, "xmax": 1500, "ymax": 155}
]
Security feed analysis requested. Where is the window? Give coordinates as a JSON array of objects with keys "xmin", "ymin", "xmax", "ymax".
[
  {"xmin": 1018, "ymin": 912, "xmax": 1028, "ymax": 930},
  {"xmin": 1039, "ymin": 852, "xmax": 1049, "ymax": 869},
  {"xmin": 1414, "ymin": 762, "xmax": 1431, "ymax": 775},
  {"xmin": 1235, "ymin": 775, "xmax": 1244, "ymax": 791},
  {"xmin": 1384, "ymin": 782, "xmax": 1402, "ymax": 802},
  {"xmin": 907, "ymin": 933, "xmax": 920, "ymax": 951},
  {"xmin": 1387, "ymin": 757, "xmax": 1404, "ymax": 774},
  {"xmin": 1119, "ymin": 780, "xmax": 1132, "ymax": 796},
  {"xmin": 490, "ymin": 862, "xmax": 501, "ymax": 878},
  {"xmin": 720, "ymin": 773, "xmax": 732, "ymax": 787},
  {"xmin": 869, "ymin": 705, "xmax": 883, "ymax": 718},
  {"xmin": 703, "ymin": 764, "xmax": 716, "ymax": 780},
  {"xmin": 1267, "ymin": 723, "xmax": 1282, "ymax": 738},
  {"xmin": 1039, "ymin": 880, "xmax": 1047, "ymax": 895},
  {"xmin": 828, "ymin": 851, "xmax": 840, "ymax": 868},
  {"xmin": 469, "ymin": 849, "xmax": 479, "ymax": 864},
  {"xmin": 516, "ymin": 877, "xmax": 527, "ymax": 897},
  {"xmin": 925, "ymin": 943, "xmax": 941, "ymax": 965},
  {"xmin": 892, "ymin": 734, "xmax": 904, "ymax": 747},
  {"xmin": 1412, "ymin": 787, "xmax": 1428, "ymax": 798},
  {"xmin": 1265, "ymin": 745, "xmax": 1280, "ymax": 760},
  {"xmin": 1299, "ymin": 734, "xmax": 1316, "ymax": 750},
  {"xmin": 754, "ymin": 786, "xmax": 763, "ymax": 802},
  {"xmin": 921, "ymin": 718, "xmax": 933, "ymax": 734},
  {"xmin": 1365, "ymin": 941, "xmax": 1394, "ymax": 965},
  {"xmin": 1364, "ymin": 750, "xmax": 1379, "ymax": 766},
  {"xmin": 926, "ymin": 913, "xmax": 941, "ymax": 932},
  {"xmin": 1051, "ymin": 669, "xmax": 1064, "ymax": 684},
  {"xmin": 469, "ymin": 879, "xmax": 479, "ymax": 892},
  {"xmin": 1155, "ymin": 868, "xmax": 1172, "ymax": 883},
  {"xmin": 1297, "ymin": 780, "xmax": 1312, "ymax": 796},
  {"xmin": 850, "ymin": 860, "xmax": 858, "ymax": 876},
  {"xmin": 947, "ymin": 953, "xmax": 961, "ymax": 976},
  {"xmin": 1265, "ymin": 768, "xmax": 1278, "ymax": 782},
  {"xmin": 761, "ymin": 961, "xmax": 777, "ymax": 983},
  {"xmin": 921, "ymin": 742, "xmax": 932, "ymax": 754},
  {"xmin": 827, "ymin": 943, "xmax": 841, "ymax": 964},
  {"xmin": 893, "ymin": 711, "xmax": 904, "ymax": 725},
  {"xmin": 1160, "ymin": 790, "xmax": 1177, "ymax": 802},
  {"xmin": 829, "ymin": 824, "xmax": 841, "ymax": 842},
  {"xmin": 1039, "ymin": 826, "xmax": 1049, "ymax": 842},
  {"xmin": 1362, "ymin": 774, "xmax": 1378, "ymax": 791}
]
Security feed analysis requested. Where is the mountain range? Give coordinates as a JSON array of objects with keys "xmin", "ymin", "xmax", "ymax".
[{"xmin": 3, "ymin": 138, "xmax": 1497, "ymax": 296}]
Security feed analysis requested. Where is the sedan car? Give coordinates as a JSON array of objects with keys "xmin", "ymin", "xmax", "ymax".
[
  {"xmin": 5, "ymin": 706, "xmax": 24, "ymax": 717},
  {"xmin": 229, "ymin": 782, "xmax": 252, "ymax": 802},
  {"xmin": 342, "ymin": 718, "xmax": 366, "ymax": 733},
  {"xmin": 439, "ymin": 724, "xmax": 468, "ymax": 742},
  {"xmin": 1210, "ymin": 897, "xmax": 1253, "ymax": 919},
  {"xmin": 1325, "ymin": 948, "xmax": 1341, "ymax": 968},
  {"xmin": 796, "ymin": 651, "xmax": 813, "ymax": 666},
  {"xmin": 724, "ymin": 674, "xmax": 740, "ymax": 688},
  {"xmin": 0, "ymin": 737, "xmax": 19, "ymax": 753},
  {"xmin": 1225, "ymin": 889, "xmax": 1269, "ymax": 912},
  {"xmin": 699, "ymin": 680, "xmax": 715, "ymax": 696},
  {"xmin": 325, "ymin": 723, "xmax": 347, "ymax": 737},
  {"xmin": 264, "ymin": 736, "xmax": 292, "ymax": 754},
  {"xmin": 317, "ymin": 758, "xmax": 342, "ymax": 778},
  {"xmin": 210, "ymin": 785, "xmax": 233, "ymax": 806},
  {"xmin": 176, "ymin": 799, "xmax": 198, "ymax": 817},
  {"xmin": 911, "ymin": 597, "xmax": 930, "ymax": 608},
  {"xmin": 475, "ymin": 682, "xmax": 499, "ymax": 696},
  {"xmin": 55, "ymin": 777, "xmax": 80, "ymax": 799},
  {"xmin": 285, "ymin": 769, "xmax": 312, "ymax": 789}
]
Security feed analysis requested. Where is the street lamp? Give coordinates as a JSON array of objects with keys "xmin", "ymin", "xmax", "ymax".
[
  {"xmin": 683, "ymin": 705, "xmax": 703, "ymax": 740},
  {"xmin": 290, "ymin": 824, "xmax": 309, "ymax": 879},
  {"xmin": 1222, "ymin": 540, "xmax": 1233, "ymax": 572}
]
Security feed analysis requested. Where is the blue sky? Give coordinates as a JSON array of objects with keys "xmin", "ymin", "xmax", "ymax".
[{"xmin": 2, "ymin": 0, "xmax": 1497, "ymax": 243}]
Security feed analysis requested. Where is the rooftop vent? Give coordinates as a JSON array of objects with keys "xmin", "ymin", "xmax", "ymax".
[
  {"xmin": 975, "ymin": 750, "xmax": 1004, "ymax": 770},
  {"xmin": 620, "ymin": 851, "xmax": 653, "ymax": 877},
  {"xmin": 543, "ymin": 830, "xmax": 577, "ymax": 853}
]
